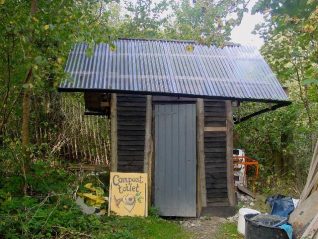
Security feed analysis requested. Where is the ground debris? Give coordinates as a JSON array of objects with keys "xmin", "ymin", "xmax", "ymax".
[
  {"xmin": 238, "ymin": 192, "xmax": 255, "ymax": 204},
  {"xmin": 179, "ymin": 216, "xmax": 226, "ymax": 239},
  {"xmin": 227, "ymin": 213, "xmax": 239, "ymax": 223}
]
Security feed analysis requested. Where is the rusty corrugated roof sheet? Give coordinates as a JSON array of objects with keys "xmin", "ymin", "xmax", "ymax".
[{"xmin": 59, "ymin": 38, "xmax": 289, "ymax": 103}]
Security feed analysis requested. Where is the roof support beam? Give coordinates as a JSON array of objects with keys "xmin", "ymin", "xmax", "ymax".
[{"xmin": 234, "ymin": 101, "xmax": 291, "ymax": 124}]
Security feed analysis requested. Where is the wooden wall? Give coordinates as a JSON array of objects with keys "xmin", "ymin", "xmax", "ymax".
[
  {"xmin": 110, "ymin": 94, "xmax": 234, "ymax": 209},
  {"xmin": 204, "ymin": 100, "xmax": 228, "ymax": 206},
  {"xmin": 117, "ymin": 94, "xmax": 146, "ymax": 172}
]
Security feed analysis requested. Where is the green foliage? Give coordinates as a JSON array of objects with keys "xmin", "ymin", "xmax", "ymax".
[
  {"xmin": 0, "ymin": 0, "xmax": 115, "ymax": 145},
  {"xmin": 27, "ymin": 162, "xmax": 74, "ymax": 195},
  {"xmin": 168, "ymin": 0, "xmax": 249, "ymax": 45},
  {"xmin": 0, "ymin": 197, "xmax": 189, "ymax": 238},
  {"xmin": 148, "ymin": 206, "xmax": 160, "ymax": 218},
  {"xmin": 233, "ymin": 0, "xmax": 318, "ymax": 195},
  {"xmin": 235, "ymin": 101, "xmax": 316, "ymax": 194},
  {"xmin": 110, "ymin": 0, "xmax": 250, "ymax": 45},
  {"xmin": 0, "ymin": 194, "xmax": 103, "ymax": 238},
  {"xmin": 0, "ymin": 160, "xmax": 189, "ymax": 238},
  {"xmin": 120, "ymin": 0, "xmax": 173, "ymax": 38}
]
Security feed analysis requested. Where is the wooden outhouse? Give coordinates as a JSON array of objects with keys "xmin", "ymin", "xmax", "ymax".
[{"xmin": 59, "ymin": 39, "xmax": 290, "ymax": 217}]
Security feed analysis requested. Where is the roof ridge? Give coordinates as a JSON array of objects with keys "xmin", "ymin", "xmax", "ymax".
[{"xmin": 117, "ymin": 37, "xmax": 241, "ymax": 47}]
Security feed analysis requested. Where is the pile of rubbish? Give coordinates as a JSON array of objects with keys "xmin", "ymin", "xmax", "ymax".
[
  {"xmin": 238, "ymin": 195, "xmax": 296, "ymax": 239},
  {"xmin": 240, "ymin": 140, "xmax": 318, "ymax": 239}
]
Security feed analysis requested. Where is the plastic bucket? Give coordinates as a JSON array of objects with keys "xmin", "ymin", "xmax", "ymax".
[
  {"xmin": 237, "ymin": 208, "xmax": 260, "ymax": 235},
  {"xmin": 244, "ymin": 214, "xmax": 289, "ymax": 239}
]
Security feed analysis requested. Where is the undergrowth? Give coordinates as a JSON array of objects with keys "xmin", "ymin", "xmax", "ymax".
[{"xmin": 0, "ymin": 160, "xmax": 189, "ymax": 239}]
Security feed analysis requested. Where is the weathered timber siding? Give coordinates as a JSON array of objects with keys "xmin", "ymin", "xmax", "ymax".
[
  {"xmin": 117, "ymin": 94, "xmax": 146, "ymax": 172},
  {"xmin": 204, "ymin": 100, "xmax": 228, "ymax": 205}
]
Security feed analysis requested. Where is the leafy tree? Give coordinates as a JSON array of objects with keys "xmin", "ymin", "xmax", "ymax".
[
  {"xmin": 112, "ymin": 0, "xmax": 250, "ymax": 44},
  {"xmin": 121, "ymin": 0, "xmax": 173, "ymax": 38},
  {"xmin": 233, "ymin": 0, "xmax": 318, "ymax": 192},
  {"xmin": 0, "ymin": 0, "xmax": 115, "ymax": 193},
  {"xmin": 168, "ymin": 0, "xmax": 249, "ymax": 45},
  {"xmin": 0, "ymin": 0, "xmax": 252, "ymax": 195}
]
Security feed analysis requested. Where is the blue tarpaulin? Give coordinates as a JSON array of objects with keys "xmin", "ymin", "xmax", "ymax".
[
  {"xmin": 279, "ymin": 224, "xmax": 293, "ymax": 239},
  {"xmin": 266, "ymin": 195, "xmax": 295, "ymax": 218}
]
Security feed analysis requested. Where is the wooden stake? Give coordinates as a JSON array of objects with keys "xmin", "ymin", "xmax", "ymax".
[
  {"xmin": 226, "ymin": 100, "xmax": 236, "ymax": 206},
  {"xmin": 110, "ymin": 93, "xmax": 118, "ymax": 172}
]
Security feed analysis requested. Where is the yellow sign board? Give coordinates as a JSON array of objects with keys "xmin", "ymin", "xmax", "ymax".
[{"xmin": 108, "ymin": 172, "xmax": 148, "ymax": 217}]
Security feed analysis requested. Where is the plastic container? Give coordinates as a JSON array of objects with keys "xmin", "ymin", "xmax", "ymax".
[
  {"xmin": 244, "ymin": 213, "xmax": 289, "ymax": 239},
  {"xmin": 237, "ymin": 208, "xmax": 260, "ymax": 235}
]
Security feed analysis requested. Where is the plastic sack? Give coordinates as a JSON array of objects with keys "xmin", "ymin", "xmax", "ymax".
[
  {"xmin": 279, "ymin": 223, "xmax": 293, "ymax": 239},
  {"xmin": 266, "ymin": 194, "xmax": 295, "ymax": 218}
]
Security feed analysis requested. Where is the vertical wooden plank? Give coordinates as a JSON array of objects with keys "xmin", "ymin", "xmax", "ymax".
[
  {"xmin": 110, "ymin": 93, "xmax": 118, "ymax": 172},
  {"xmin": 151, "ymin": 108, "xmax": 156, "ymax": 206},
  {"xmin": 226, "ymin": 100, "xmax": 236, "ymax": 206},
  {"xmin": 197, "ymin": 99, "xmax": 206, "ymax": 216},
  {"xmin": 144, "ymin": 95, "xmax": 153, "ymax": 210}
]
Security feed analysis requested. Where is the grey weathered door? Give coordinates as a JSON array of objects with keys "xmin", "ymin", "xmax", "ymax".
[{"xmin": 154, "ymin": 104, "xmax": 196, "ymax": 217}]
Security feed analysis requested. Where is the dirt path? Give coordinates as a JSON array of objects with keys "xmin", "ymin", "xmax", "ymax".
[
  {"xmin": 179, "ymin": 192, "xmax": 257, "ymax": 238},
  {"xmin": 179, "ymin": 217, "xmax": 228, "ymax": 239}
]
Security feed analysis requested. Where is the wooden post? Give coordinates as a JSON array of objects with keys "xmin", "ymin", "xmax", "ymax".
[
  {"xmin": 300, "ymin": 140, "xmax": 318, "ymax": 203},
  {"xmin": 144, "ymin": 95, "xmax": 153, "ymax": 208},
  {"xmin": 110, "ymin": 93, "xmax": 118, "ymax": 172},
  {"xmin": 197, "ymin": 98, "xmax": 206, "ymax": 216},
  {"xmin": 226, "ymin": 100, "xmax": 236, "ymax": 206},
  {"xmin": 300, "ymin": 211, "xmax": 318, "ymax": 238}
]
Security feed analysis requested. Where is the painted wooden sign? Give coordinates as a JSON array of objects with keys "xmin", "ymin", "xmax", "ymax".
[{"xmin": 108, "ymin": 172, "xmax": 148, "ymax": 217}]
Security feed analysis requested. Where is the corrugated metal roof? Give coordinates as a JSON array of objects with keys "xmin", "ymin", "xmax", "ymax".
[{"xmin": 59, "ymin": 39, "xmax": 289, "ymax": 103}]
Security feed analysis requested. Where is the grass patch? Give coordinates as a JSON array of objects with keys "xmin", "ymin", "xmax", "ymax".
[
  {"xmin": 215, "ymin": 222, "xmax": 244, "ymax": 239},
  {"xmin": 96, "ymin": 216, "xmax": 190, "ymax": 239},
  {"xmin": 0, "ymin": 196, "xmax": 190, "ymax": 239}
]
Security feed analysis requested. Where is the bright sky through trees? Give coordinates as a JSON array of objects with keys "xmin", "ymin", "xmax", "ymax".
[{"xmin": 230, "ymin": 0, "xmax": 264, "ymax": 48}]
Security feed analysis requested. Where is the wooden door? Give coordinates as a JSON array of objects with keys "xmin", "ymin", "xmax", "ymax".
[{"xmin": 154, "ymin": 104, "xmax": 196, "ymax": 217}]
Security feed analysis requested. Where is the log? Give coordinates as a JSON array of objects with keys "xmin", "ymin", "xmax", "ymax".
[
  {"xmin": 144, "ymin": 95, "xmax": 153, "ymax": 210},
  {"xmin": 226, "ymin": 100, "xmax": 236, "ymax": 206},
  {"xmin": 110, "ymin": 93, "xmax": 118, "ymax": 171},
  {"xmin": 197, "ymin": 98, "xmax": 206, "ymax": 216},
  {"xmin": 237, "ymin": 185, "xmax": 255, "ymax": 198}
]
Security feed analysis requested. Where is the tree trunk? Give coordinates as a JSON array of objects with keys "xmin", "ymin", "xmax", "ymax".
[
  {"xmin": 273, "ymin": 149, "xmax": 283, "ymax": 176},
  {"xmin": 21, "ymin": 83, "xmax": 31, "ymax": 146},
  {"xmin": 21, "ymin": 0, "xmax": 38, "ymax": 195},
  {"xmin": 21, "ymin": 68, "xmax": 33, "ymax": 195}
]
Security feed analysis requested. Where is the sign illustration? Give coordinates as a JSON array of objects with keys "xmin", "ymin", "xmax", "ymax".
[{"xmin": 108, "ymin": 172, "xmax": 148, "ymax": 217}]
